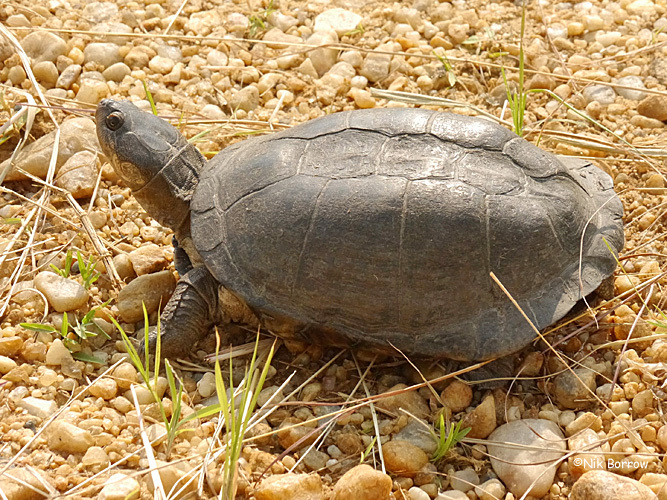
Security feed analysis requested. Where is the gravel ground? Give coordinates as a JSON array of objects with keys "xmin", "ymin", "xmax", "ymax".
[{"xmin": 1, "ymin": 0, "xmax": 667, "ymax": 499}]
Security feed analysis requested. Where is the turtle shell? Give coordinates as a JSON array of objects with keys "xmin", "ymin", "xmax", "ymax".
[{"xmin": 189, "ymin": 108, "xmax": 624, "ymax": 361}]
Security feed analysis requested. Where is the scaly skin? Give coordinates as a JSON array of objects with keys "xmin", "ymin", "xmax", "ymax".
[{"xmin": 140, "ymin": 266, "xmax": 220, "ymax": 359}]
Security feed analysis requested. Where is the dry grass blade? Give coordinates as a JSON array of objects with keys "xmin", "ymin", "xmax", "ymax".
[
  {"xmin": 204, "ymin": 338, "xmax": 275, "ymax": 363},
  {"xmin": 352, "ymin": 354, "xmax": 385, "ymax": 472}
]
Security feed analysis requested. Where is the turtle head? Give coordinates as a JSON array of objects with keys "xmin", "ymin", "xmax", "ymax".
[{"xmin": 96, "ymin": 99, "xmax": 206, "ymax": 230}]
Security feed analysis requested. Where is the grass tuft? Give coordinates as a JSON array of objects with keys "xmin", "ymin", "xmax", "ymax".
[
  {"xmin": 502, "ymin": 0, "xmax": 528, "ymax": 136},
  {"xmin": 215, "ymin": 329, "xmax": 275, "ymax": 499},
  {"xmin": 430, "ymin": 415, "xmax": 471, "ymax": 463}
]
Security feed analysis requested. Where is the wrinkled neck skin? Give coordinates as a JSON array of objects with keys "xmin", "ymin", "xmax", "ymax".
[{"xmin": 132, "ymin": 141, "xmax": 206, "ymax": 237}]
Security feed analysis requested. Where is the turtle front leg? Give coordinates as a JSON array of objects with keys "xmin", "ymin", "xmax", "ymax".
[
  {"xmin": 172, "ymin": 236, "xmax": 194, "ymax": 276},
  {"xmin": 142, "ymin": 266, "xmax": 220, "ymax": 359}
]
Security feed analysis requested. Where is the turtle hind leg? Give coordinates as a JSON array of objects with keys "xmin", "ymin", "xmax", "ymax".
[{"xmin": 142, "ymin": 266, "xmax": 220, "ymax": 359}]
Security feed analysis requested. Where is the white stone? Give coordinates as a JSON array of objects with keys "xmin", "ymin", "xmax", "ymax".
[
  {"xmin": 197, "ymin": 372, "xmax": 217, "ymax": 398},
  {"xmin": 149, "ymin": 55, "xmax": 175, "ymax": 75},
  {"xmin": 487, "ymin": 419, "xmax": 566, "ymax": 498},
  {"xmin": 99, "ymin": 473, "xmax": 140, "ymax": 500},
  {"xmin": 547, "ymin": 25, "xmax": 568, "ymax": 39},
  {"xmin": 34, "ymin": 272, "xmax": 89, "ymax": 312},
  {"xmin": 408, "ymin": 486, "xmax": 430, "ymax": 500},
  {"xmin": 0, "ymin": 355, "xmax": 17, "ymax": 374},
  {"xmin": 616, "ymin": 76, "xmax": 647, "ymax": 101},
  {"xmin": 76, "ymin": 79, "xmax": 111, "ymax": 104},
  {"xmin": 582, "ymin": 85, "xmax": 616, "ymax": 105},
  {"xmin": 48, "ymin": 421, "xmax": 94, "ymax": 453},
  {"xmin": 475, "ymin": 479, "xmax": 506, "ymax": 500},
  {"xmin": 307, "ymin": 30, "xmax": 339, "ymax": 77},
  {"xmin": 627, "ymin": 0, "xmax": 656, "ymax": 16},
  {"xmin": 314, "ymin": 8, "xmax": 363, "ymax": 37},
  {"xmin": 46, "ymin": 339, "xmax": 74, "ymax": 366},
  {"xmin": 18, "ymin": 396, "xmax": 58, "ymax": 419},
  {"xmin": 83, "ymin": 43, "xmax": 122, "ymax": 68}
]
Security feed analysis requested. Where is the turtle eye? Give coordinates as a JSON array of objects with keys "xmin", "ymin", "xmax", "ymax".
[{"xmin": 106, "ymin": 111, "xmax": 124, "ymax": 131}]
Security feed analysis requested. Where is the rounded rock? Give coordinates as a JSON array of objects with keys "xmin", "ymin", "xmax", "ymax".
[
  {"xmin": 76, "ymin": 80, "xmax": 110, "ymax": 105},
  {"xmin": 450, "ymin": 468, "xmax": 480, "ymax": 492},
  {"xmin": 616, "ymin": 76, "xmax": 646, "ymax": 101},
  {"xmin": 474, "ymin": 479, "xmax": 506, "ymax": 500},
  {"xmin": 55, "ymin": 151, "xmax": 99, "ymax": 199},
  {"xmin": 83, "ymin": 43, "xmax": 122, "ymax": 69},
  {"xmin": 34, "ymin": 271, "xmax": 89, "ymax": 312},
  {"xmin": 487, "ymin": 419, "xmax": 566, "ymax": 498},
  {"xmin": 116, "ymin": 270, "xmax": 176, "ymax": 323},
  {"xmin": 383, "ymin": 440, "xmax": 429, "ymax": 477},
  {"xmin": 314, "ymin": 9, "xmax": 363, "ymax": 37},
  {"xmin": 570, "ymin": 470, "xmax": 657, "ymax": 500},
  {"xmin": 553, "ymin": 368, "xmax": 597, "ymax": 409},
  {"xmin": 436, "ymin": 492, "xmax": 468, "ymax": 500},
  {"xmin": 582, "ymin": 85, "xmax": 616, "ymax": 106},
  {"xmin": 32, "ymin": 61, "xmax": 59, "ymax": 87},
  {"xmin": 254, "ymin": 473, "xmax": 324, "ymax": 500},
  {"xmin": 441, "ymin": 380, "xmax": 473, "ymax": 412},
  {"xmin": 21, "ymin": 32, "xmax": 66, "ymax": 63},
  {"xmin": 89, "ymin": 378, "xmax": 118, "ymax": 400},
  {"xmin": 637, "ymin": 95, "xmax": 667, "ymax": 121},
  {"xmin": 408, "ymin": 486, "xmax": 430, "ymax": 500},
  {"xmin": 103, "ymin": 62, "xmax": 131, "ymax": 83}
]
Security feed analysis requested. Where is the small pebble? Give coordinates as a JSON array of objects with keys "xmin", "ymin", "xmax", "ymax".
[
  {"xmin": 18, "ymin": 397, "xmax": 58, "ymax": 419},
  {"xmin": 383, "ymin": 440, "xmax": 429, "ymax": 477},
  {"xmin": 436, "ymin": 492, "xmax": 468, "ymax": 500},
  {"xmin": 450, "ymin": 468, "xmax": 479, "ymax": 492},
  {"xmin": 552, "ymin": 368, "xmax": 597, "ymax": 409},
  {"xmin": 82, "ymin": 446, "xmax": 110, "ymax": 467},
  {"xmin": 461, "ymin": 394, "xmax": 496, "ymax": 439},
  {"xmin": 89, "ymin": 378, "xmax": 118, "ymax": 400},
  {"xmin": 582, "ymin": 85, "xmax": 616, "ymax": 106},
  {"xmin": 408, "ymin": 486, "xmax": 430, "ymax": 500},
  {"xmin": 441, "ymin": 380, "xmax": 472, "ymax": 412},
  {"xmin": 474, "ymin": 479, "xmax": 506, "ymax": 500},
  {"xmin": 314, "ymin": 8, "xmax": 362, "ymax": 36},
  {"xmin": 637, "ymin": 95, "xmax": 667, "ymax": 121},
  {"xmin": 55, "ymin": 151, "xmax": 99, "ymax": 199},
  {"xmin": 197, "ymin": 372, "xmax": 216, "ymax": 398},
  {"xmin": 616, "ymin": 76, "xmax": 646, "ymax": 100},
  {"xmin": 570, "ymin": 470, "xmax": 657, "ymax": 500},
  {"xmin": 254, "ymin": 473, "xmax": 325, "ymax": 500},
  {"xmin": 34, "ymin": 272, "xmax": 89, "ymax": 312},
  {"xmin": 0, "ymin": 355, "xmax": 17, "ymax": 374},
  {"xmin": 21, "ymin": 32, "xmax": 67, "ymax": 63},
  {"xmin": 360, "ymin": 51, "xmax": 391, "ymax": 82},
  {"xmin": 47, "ymin": 421, "xmax": 94, "ymax": 453},
  {"xmin": 99, "ymin": 473, "xmax": 140, "ymax": 500},
  {"xmin": 83, "ymin": 42, "xmax": 122, "ymax": 68}
]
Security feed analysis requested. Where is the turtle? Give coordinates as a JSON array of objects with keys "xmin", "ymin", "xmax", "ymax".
[{"xmin": 95, "ymin": 99, "xmax": 624, "ymax": 362}]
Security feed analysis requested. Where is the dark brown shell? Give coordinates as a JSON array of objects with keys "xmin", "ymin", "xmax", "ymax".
[{"xmin": 190, "ymin": 108, "xmax": 624, "ymax": 361}]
